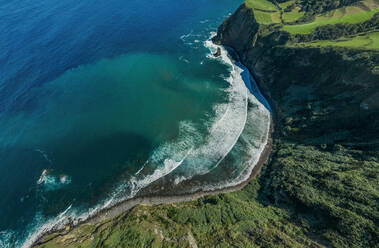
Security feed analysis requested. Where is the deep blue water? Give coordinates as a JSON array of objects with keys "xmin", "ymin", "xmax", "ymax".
[{"xmin": 0, "ymin": 0, "xmax": 271, "ymax": 246}]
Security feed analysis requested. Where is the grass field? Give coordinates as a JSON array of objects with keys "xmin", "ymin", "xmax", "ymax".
[
  {"xmin": 246, "ymin": 0, "xmax": 281, "ymax": 24},
  {"xmin": 278, "ymin": 0, "xmax": 305, "ymax": 23},
  {"xmin": 254, "ymin": 10, "xmax": 281, "ymax": 24},
  {"xmin": 282, "ymin": 7, "xmax": 304, "ymax": 23},
  {"xmin": 278, "ymin": 0, "xmax": 295, "ymax": 10},
  {"xmin": 246, "ymin": 0, "xmax": 379, "ymax": 29},
  {"xmin": 246, "ymin": 0, "xmax": 277, "ymax": 11},
  {"xmin": 282, "ymin": 3, "xmax": 379, "ymax": 34},
  {"xmin": 294, "ymin": 31, "xmax": 379, "ymax": 50}
]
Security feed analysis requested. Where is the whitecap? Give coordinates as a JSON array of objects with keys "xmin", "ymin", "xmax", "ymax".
[
  {"xmin": 174, "ymin": 176, "xmax": 187, "ymax": 185},
  {"xmin": 37, "ymin": 169, "xmax": 71, "ymax": 191}
]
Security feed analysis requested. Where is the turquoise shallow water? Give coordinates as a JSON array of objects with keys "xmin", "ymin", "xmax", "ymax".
[{"xmin": 0, "ymin": 0, "xmax": 270, "ymax": 246}]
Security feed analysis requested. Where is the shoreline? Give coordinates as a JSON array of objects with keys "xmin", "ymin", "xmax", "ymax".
[
  {"xmin": 32, "ymin": 46, "xmax": 275, "ymax": 247},
  {"xmin": 33, "ymin": 116, "xmax": 273, "ymax": 246}
]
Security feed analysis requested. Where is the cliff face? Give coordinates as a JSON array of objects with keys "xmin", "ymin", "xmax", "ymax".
[
  {"xmin": 214, "ymin": 4, "xmax": 379, "ymax": 247},
  {"xmin": 214, "ymin": 4, "xmax": 379, "ymax": 146}
]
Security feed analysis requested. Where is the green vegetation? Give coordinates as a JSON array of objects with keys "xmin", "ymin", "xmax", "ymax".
[
  {"xmin": 37, "ymin": 180, "xmax": 323, "ymax": 248},
  {"xmin": 278, "ymin": 0, "xmax": 305, "ymax": 23},
  {"xmin": 254, "ymin": 10, "xmax": 281, "ymax": 24},
  {"xmin": 299, "ymin": 0, "xmax": 363, "ymax": 13},
  {"xmin": 278, "ymin": 0, "xmax": 295, "ymax": 10},
  {"xmin": 246, "ymin": 0, "xmax": 277, "ymax": 11},
  {"xmin": 265, "ymin": 143, "xmax": 379, "ymax": 247},
  {"xmin": 282, "ymin": 6, "xmax": 305, "ymax": 23},
  {"xmin": 295, "ymin": 31, "xmax": 379, "ymax": 49},
  {"xmin": 246, "ymin": 0, "xmax": 281, "ymax": 24},
  {"xmin": 282, "ymin": 7, "xmax": 379, "ymax": 34},
  {"xmin": 244, "ymin": 0, "xmax": 379, "ymax": 50}
]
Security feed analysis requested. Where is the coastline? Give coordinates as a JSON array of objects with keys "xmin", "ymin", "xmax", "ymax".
[
  {"xmin": 34, "ymin": 117, "xmax": 273, "ymax": 246},
  {"xmin": 32, "ymin": 45, "xmax": 275, "ymax": 247}
]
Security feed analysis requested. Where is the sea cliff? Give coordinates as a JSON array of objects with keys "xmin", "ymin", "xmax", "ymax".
[{"xmin": 213, "ymin": 3, "xmax": 378, "ymax": 145}]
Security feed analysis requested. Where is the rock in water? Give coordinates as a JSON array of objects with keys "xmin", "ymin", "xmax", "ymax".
[{"xmin": 213, "ymin": 47, "xmax": 221, "ymax": 57}]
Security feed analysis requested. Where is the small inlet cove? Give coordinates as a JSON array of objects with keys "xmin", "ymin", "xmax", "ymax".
[{"xmin": 0, "ymin": 0, "xmax": 270, "ymax": 247}]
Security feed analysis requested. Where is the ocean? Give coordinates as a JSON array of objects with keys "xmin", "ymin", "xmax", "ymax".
[{"xmin": 0, "ymin": 0, "xmax": 270, "ymax": 246}]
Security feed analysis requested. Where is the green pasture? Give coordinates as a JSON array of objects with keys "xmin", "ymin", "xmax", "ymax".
[
  {"xmin": 294, "ymin": 32, "xmax": 379, "ymax": 50},
  {"xmin": 282, "ymin": 7, "xmax": 379, "ymax": 34}
]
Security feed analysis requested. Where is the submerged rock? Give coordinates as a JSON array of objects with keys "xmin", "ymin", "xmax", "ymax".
[{"xmin": 213, "ymin": 47, "xmax": 221, "ymax": 57}]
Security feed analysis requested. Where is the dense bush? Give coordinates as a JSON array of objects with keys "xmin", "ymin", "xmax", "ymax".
[
  {"xmin": 299, "ymin": 0, "xmax": 361, "ymax": 14},
  {"xmin": 262, "ymin": 143, "xmax": 379, "ymax": 247}
]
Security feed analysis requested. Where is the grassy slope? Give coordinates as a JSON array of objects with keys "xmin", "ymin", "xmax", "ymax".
[
  {"xmin": 282, "ymin": 8, "xmax": 379, "ymax": 34},
  {"xmin": 246, "ymin": 0, "xmax": 378, "ymax": 50},
  {"xmin": 246, "ymin": 0, "xmax": 277, "ymax": 11},
  {"xmin": 278, "ymin": 0, "xmax": 379, "ymax": 50},
  {"xmin": 246, "ymin": 0, "xmax": 281, "ymax": 24},
  {"xmin": 279, "ymin": 0, "xmax": 305, "ymax": 23},
  {"xmin": 294, "ymin": 31, "xmax": 379, "ymax": 49},
  {"xmin": 282, "ymin": 7, "xmax": 304, "ymax": 23}
]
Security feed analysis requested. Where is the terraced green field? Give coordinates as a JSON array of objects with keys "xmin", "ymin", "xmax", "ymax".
[
  {"xmin": 278, "ymin": 0, "xmax": 305, "ymax": 23},
  {"xmin": 295, "ymin": 31, "xmax": 379, "ymax": 50},
  {"xmin": 282, "ymin": 7, "xmax": 304, "ymax": 23},
  {"xmin": 246, "ymin": 0, "xmax": 378, "ymax": 33},
  {"xmin": 246, "ymin": 0, "xmax": 281, "ymax": 24},
  {"xmin": 278, "ymin": 0, "xmax": 294, "ymax": 10},
  {"xmin": 246, "ymin": 0, "xmax": 277, "ymax": 11},
  {"xmin": 282, "ymin": 3, "xmax": 379, "ymax": 34}
]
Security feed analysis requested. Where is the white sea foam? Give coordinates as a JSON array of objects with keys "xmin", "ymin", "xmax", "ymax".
[
  {"xmin": 0, "ymin": 230, "xmax": 15, "ymax": 248},
  {"xmin": 179, "ymin": 34, "xmax": 248, "ymax": 176},
  {"xmin": 37, "ymin": 169, "xmax": 71, "ymax": 191},
  {"xmin": 36, "ymin": 169, "xmax": 49, "ymax": 185},
  {"xmin": 129, "ymin": 155, "xmax": 189, "ymax": 197},
  {"xmin": 20, "ymin": 205, "xmax": 73, "ymax": 248},
  {"xmin": 191, "ymin": 34, "xmax": 271, "ymax": 192},
  {"xmin": 143, "ymin": 34, "xmax": 251, "ymax": 185},
  {"xmin": 180, "ymin": 30, "xmax": 194, "ymax": 40},
  {"xmin": 172, "ymin": 34, "xmax": 271, "ymax": 189},
  {"xmin": 124, "ymin": 120, "xmax": 200, "ymax": 196},
  {"xmin": 125, "ymin": 39, "xmax": 250, "ymax": 187},
  {"xmin": 197, "ymin": 93, "xmax": 270, "ymax": 192},
  {"xmin": 135, "ymin": 160, "xmax": 149, "ymax": 175}
]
